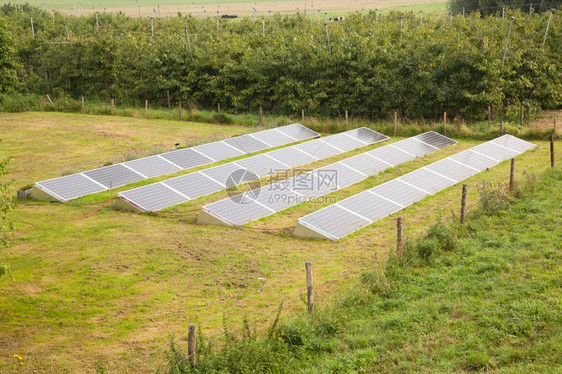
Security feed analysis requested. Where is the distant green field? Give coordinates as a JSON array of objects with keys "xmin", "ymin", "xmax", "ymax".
[{"xmin": 3, "ymin": 0, "xmax": 296, "ymax": 9}]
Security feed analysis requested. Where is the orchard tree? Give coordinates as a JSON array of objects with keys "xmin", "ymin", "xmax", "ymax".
[
  {"xmin": 0, "ymin": 18, "xmax": 18, "ymax": 93},
  {"xmin": 451, "ymin": 0, "xmax": 561, "ymax": 16}
]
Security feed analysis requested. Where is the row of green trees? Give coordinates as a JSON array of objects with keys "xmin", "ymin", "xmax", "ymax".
[
  {"xmin": 1, "ymin": 4, "xmax": 561, "ymax": 120},
  {"xmin": 450, "ymin": 0, "xmax": 561, "ymax": 16}
]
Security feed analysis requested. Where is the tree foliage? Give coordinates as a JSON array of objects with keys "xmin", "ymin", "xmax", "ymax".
[
  {"xmin": 450, "ymin": 0, "xmax": 562, "ymax": 16},
  {"xmin": 0, "ymin": 5, "xmax": 561, "ymax": 119},
  {"xmin": 0, "ymin": 16, "xmax": 18, "ymax": 93}
]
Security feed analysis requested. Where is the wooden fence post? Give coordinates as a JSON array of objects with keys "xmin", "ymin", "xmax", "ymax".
[
  {"xmin": 499, "ymin": 114, "xmax": 503, "ymax": 135},
  {"xmin": 188, "ymin": 324, "xmax": 196, "ymax": 365},
  {"xmin": 550, "ymin": 134, "xmax": 555, "ymax": 168},
  {"xmin": 396, "ymin": 217, "xmax": 403, "ymax": 255},
  {"xmin": 509, "ymin": 158, "xmax": 515, "ymax": 190},
  {"xmin": 166, "ymin": 90, "xmax": 171, "ymax": 108},
  {"xmin": 81, "ymin": 96, "xmax": 85, "ymax": 113},
  {"xmin": 460, "ymin": 184, "xmax": 467, "ymax": 224},
  {"xmin": 111, "ymin": 98, "xmax": 114, "ymax": 115},
  {"xmin": 217, "ymin": 103, "xmax": 221, "ymax": 123},
  {"xmin": 443, "ymin": 112, "xmax": 447, "ymax": 136},
  {"xmin": 179, "ymin": 101, "xmax": 182, "ymax": 121},
  {"xmin": 488, "ymin": 105, "xmax": 492, "ymax": 128},
  {"xmin": 519, "ymin": 103, "xmax": 524, "ymax": 127},
  {"xmin": 394, "ymin": 111, "xmax": 398, "ymax": 136},
  {"xmin": 305, "ymin": 261, "xmax": 314, "ymax": 313},
  {"xmin": 46, "ymin": 94, "xmax": 55, "ymax": 110},
  {"xmin": 345, "ymin": 110, "xmax": 349, "ymax": 130},
  {"xmin": 145, "ymin": 99, "xmax": 148, "ymax": 118},
  {"xmin": 259, "ymin": 106, "xmax": 263, "ymax": 126}
]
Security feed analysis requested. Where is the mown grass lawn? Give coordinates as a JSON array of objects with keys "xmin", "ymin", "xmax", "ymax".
[{"xmin": 0, "ymin": 112, "xmax": 559, "ymax": 373}]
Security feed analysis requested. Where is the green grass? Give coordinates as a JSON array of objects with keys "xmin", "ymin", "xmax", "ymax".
[
  {"xmin": 169, "ymin": 166, "xmax": 562, "ymax": 373},
  {"xmin": 0, "ymin": 112, "xmax": 559, "ymax": 373}
]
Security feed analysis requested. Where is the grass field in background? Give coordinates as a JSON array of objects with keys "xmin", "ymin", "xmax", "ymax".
[
  {"xmin": 5, "ymin": 0, "xmax": 449, "ymax": 16},
  {"xmin": 0, "ymin": 112, "xmax": 559, "ymax": 372}
]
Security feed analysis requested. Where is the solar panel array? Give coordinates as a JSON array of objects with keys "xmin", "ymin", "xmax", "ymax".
[
  {"xmin": 295, "ymin": 135, "xmax": 536, "ymax": 240},
  {"xmin": 33, "ymin": 124, "xmax": 319, "ymax": 202},
  {"xmin": 198, "ymin": 132, "xmax": 456, "ymax": 226},
  {"xmin": 118, "ymin": 128, "xmax": 389, "ymax": 212}
]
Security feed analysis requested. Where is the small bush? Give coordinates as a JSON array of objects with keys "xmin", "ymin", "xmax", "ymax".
[
  {"xmin": 474, "ymin": 181, "xmax": 512, "ymax": 216},
  {"xmin": 360, "ymin": 269, "xmax": 390, "ymax": 297}
]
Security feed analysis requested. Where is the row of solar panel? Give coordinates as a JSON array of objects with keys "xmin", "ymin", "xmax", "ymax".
[
  {"xmin": 295, "ymin": 135, "xmax": 536, "ymax": 240},
  {"xmin": 33, "ymin": 123, "xmax": 319, "ymax": 202},
  {"xmin": 198, "ymin": 132, "xmax": 457, "ymax": 226},
  {"xmin": 117, "ymin": 127, "xmax": 390, "ymax": 212}
]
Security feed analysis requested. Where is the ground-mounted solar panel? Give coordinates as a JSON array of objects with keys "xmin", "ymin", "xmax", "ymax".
[
  {"xmin": 276, "ymin": 123, "xmax": 320, "ymax": 140},
  {"xmin": 34, "ymin": 174, "xmax": 106, "ymax": 202},
  {"xmin": 118, "ymin": 128, "xmax": 389, "ymax": 213},
  {"xmin": 32, "ymin": 123, "xmax": 319, "ymax": 202},
  {"xmin": 390, "ymin": 138, "xmax": 437, "ymax": 157},
  {"xmin": 123, "ymin": 156, "xmax": 182, "ymax": 178},
  {"xmin": 159, "ymin": 148, "xmax": 215, "ymax": 170},
  {"xmin": 197, "ymin": 132, "xmax": 456, "ymax": 226},
  {"xmin": 295, "ymin": 135, "xmax": 536, "ymax": 240},
  {"xmin": 83, "ymin": 164, "xmax": 145, "ymax": 188}
]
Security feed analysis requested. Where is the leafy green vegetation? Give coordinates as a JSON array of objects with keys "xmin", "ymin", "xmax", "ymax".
[
  {"xmin": 0, "ymin": 17, "xmax": 18, "ymax": 93},
  {"xmin": 0, "ymin": 151, "xmax": 12, "ymax": 278},
  {"xmin": 451, "ymin": 0, "xmax": 560, "ymax": 16},
  {"xmin": 1, "ymin": 4, "xmax": 560, "ymax": 120},
  {"xmin": 167, "ymin": 166, "xmax": 561, "ymax": 373}
]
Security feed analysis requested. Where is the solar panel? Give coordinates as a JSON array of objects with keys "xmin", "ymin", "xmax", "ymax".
[
  {"xmin": 123, "ymin": 156, "xmax": 182, "ymax": 178},
  {"xmin": 198, "ymin": 132, "xmax": 456, "ymax": 226},
  {"xmin": 295, "ymin": 135, "xmax": 536, "ymax": 240},
  {"xmin": 33, "ymin": 123, "xmax": 319, "ymax": 202},
  {"xmin": 83, "ymin": 164, "xmax": 145, "ymax": 188},
  {"xmin": 118, "ymin": 128, "xmax": 389, "ymax": 212},
  {"xmin": 35, "ymin": 174, "xmax": 106, "ymax": 201}
]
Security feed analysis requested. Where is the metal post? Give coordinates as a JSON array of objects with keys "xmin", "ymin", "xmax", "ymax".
[
  {"xmin": 324, "ymin": 22, "xmax": 332, "ymax": 56},
  {"xmin": 502, "ymin": 16, "xmax": 514, "ymax": 65},
  {"xmin": 543, "ymin": 10, "xmax": 553, "ymax": 46},
  {"xmin": 262, "ymin": 16, "xmax": 265, "ymax": 37},
  {"xmin": 420, "ymin": 10, "xmax": 423, "ymax": 25},
  {"xmin": 151, "ymin": 17, "xmax": 154, "ymax": 37},
  {"xmin": 64, "ymin": 23, "xmax": 70, "ymax": 40},
  {"xmin": 96, "ymin": 12, "xmax": 99, "ymax": 31},
  {"xmin": 449, "ymin": 11, "xmax": 452, "ymax": 26},
  {"xmin": 52, "ymin": 9, "xmax": 55, "ymax": 23},
  {"xmin": 400, "ymin": 15, "xmax": 403, "ymax": 28},
  {"xmin": 30, "ymin": 16, "xmax": 35, "ymax": 39},
  {"xmin": 185, "ymin": 26, "xmax": 193, "ymax": 58}
]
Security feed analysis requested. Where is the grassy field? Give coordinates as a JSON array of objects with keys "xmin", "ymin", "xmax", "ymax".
[
  {"xmin": 8, "ymin": 0, "xmax": 449, "ymax": 17},
  {"xmin": 0, "ymin": 112, "xmax": 559, "ymax": 372},
  {"xmin": 181, "ymin": 164, "xmax": 562, "ymax": 372}
]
